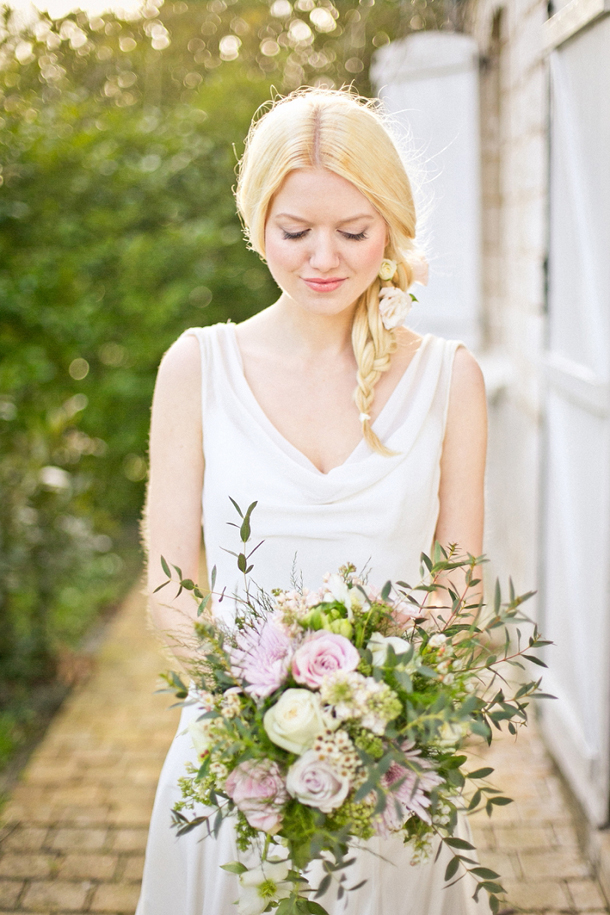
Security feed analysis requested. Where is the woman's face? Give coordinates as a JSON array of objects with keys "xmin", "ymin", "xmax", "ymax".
[{"xmin": 264, "ymin": 168, "xmax": 388, "ymax": 319}]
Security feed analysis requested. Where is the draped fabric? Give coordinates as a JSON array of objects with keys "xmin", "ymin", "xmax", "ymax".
[{"xmin": 136, "ymin": 322, "xmax": 490, "ymax": 914}]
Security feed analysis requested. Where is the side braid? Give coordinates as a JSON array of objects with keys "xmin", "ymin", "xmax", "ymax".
[{"xmin": 351, "ymin": 280, "xmax": 398, "ymax": 457}]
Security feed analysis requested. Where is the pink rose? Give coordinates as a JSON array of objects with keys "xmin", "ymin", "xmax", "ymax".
[
  {"xmin": 291, "ymin": 631, "xmax": 360, "ymax": 690},
  {"xmin": 286, "ymin": 749, "xmax": 350, "ymax": 813},
  {"xmin": 225, "ymin": 758, "xmax": 288, "ymax": 835}
]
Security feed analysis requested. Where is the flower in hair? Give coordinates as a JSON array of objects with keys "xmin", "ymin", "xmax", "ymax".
[
  {"xmin": 379, "ymin": 286, "xmax": 413, "ymax": 330},
  {"xmin": 378, "ymin": 286, "xmax": 413, "ymax": 330},
  {"xmin": 378, "ymin": 259, "xmax": 397, "ymax": 282}
]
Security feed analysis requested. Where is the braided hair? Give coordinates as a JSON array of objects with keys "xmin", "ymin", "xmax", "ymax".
[{"xmin": 236, "ymin": 88, "xmax": 421, "ymax": 455}]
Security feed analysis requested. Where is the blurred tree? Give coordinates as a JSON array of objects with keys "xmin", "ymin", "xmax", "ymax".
[{"xmin": 0, "ymin": 0, "xmax": 450, "ymax": 752}]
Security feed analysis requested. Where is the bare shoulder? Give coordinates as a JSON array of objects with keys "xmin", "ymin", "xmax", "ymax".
[
  {"xmin": 152, "ymin": 333, "xmax": 202, "ymax": 433},
  {"xmin": 448, "ymin": 345, "xmax": 486, "ymax": 414},
  {"xmin": 155, "ymin": 335, "xmax": 201, "ymax": 400},
  {"xmin": 157, "ymin": 333, "xmax": 201, "ymax": 388}
]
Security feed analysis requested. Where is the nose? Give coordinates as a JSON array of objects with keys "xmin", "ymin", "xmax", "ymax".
[{"xmin": 308, "ymin": 231, "xmax": 341, "ymax": 273}]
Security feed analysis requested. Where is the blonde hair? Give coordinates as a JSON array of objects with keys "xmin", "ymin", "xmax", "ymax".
[{"xmin": 235, "ymin": 88, "xmax": 420, "ymax": 456}]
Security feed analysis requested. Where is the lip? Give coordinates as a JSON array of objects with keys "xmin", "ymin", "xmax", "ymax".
[{"xmin": 302, "ymin": 277, "xmax": 347, "ymax": 292}]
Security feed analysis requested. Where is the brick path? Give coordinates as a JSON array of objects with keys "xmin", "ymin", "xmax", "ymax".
[{"xmin": 0, "ymin": 586, "xmax": 608, "ymax": 914}]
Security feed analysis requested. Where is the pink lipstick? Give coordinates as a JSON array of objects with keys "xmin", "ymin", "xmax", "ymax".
[{"xmin": 302, "ymin": 277, "xmax": 346, "ymax": 293}]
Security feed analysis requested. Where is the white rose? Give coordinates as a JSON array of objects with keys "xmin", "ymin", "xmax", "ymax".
[
  {"xmin": 378, "ymin": 258, "xmax": 397, "ymax": 282},
  {"xmin": 367, "ymin": 632, "xmax": 410, "ymax": 667},
  {"xmin": 238, "ymin": 860, "xmax": 291, "ymax": 915},
  {"xmin": 286, "ymin": 749, "xmax": 350, "ymax": 813},
  {"xmin": 263, "ymin": 689, "xmax": 326, "ymax": 755},
  {"xmin": 378, "ymin": 286, "xmax": 413, "ymax": 330},
  {"xmin": 187, "ymin": 716, "xmax": 214, "ymax": 760}
]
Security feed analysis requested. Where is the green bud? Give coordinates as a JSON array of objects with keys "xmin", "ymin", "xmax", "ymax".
[
  {"xmin": 303, "ymin": 608, "xmax": 323, "ymax": 630},
  {"xmin": 330, "ymin": 619, "xmax": 353, "ymax": 639}
]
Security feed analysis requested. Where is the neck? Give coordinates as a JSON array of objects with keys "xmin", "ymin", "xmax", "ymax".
[{"xmin": 266, "ymin": 293, "xmax": 357, "ymax": 359}]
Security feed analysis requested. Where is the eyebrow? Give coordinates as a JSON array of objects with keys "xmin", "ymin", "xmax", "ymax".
[{"xmin": 273, "ymin": 213, "xmax": 375, "ymax": 225}]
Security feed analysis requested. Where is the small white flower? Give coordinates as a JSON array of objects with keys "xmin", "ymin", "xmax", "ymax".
[
  {"xmin": 378, "ymin": 286, "xmax": 413, "ymax": 330},
  {"xmin": 322, "ymin": 573, "xmax": 363, "ymax": 619},
  {"xmin": 209, "ymin": 760, "xmax": 229, "ymax": 782},
  {"xmin": 221, "ymin": 687, "xmax": 242, "ymax": 718},
  {"xmin": 193, "ymin": 689, "xmax": 215, "ymax": 710},
  {"xmin": 367, "ymin": 632, "xmax": 410, "ymax": 667},
  {"xmin": 428, "ymin": 633, "xmax": 447, "ymax": 648},
  {"xmin": 437, "ymin": 721, "xmax": 467, "ymax": 747},
  {"xmin": 238, "ymin": 859, "xmax": 292, "ymax": 915},
  {"xmin": 378, "ymin": 258, "xmax": 397, "ymax": 281},
  {"xmin": 320, "ymin": 670, "xmax": 368, "ymax": 721},
  {"xmin": 323, "ymin": 572, "xmax": 351, "ymax": 607},
  {"xmin": 187, "ymin": 717, "xmax": 214, "ymax": 760}
]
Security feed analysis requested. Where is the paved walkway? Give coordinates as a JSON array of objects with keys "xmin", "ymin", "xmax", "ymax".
[{"xmin": 0, "ymin": 586, "xmax": 608, "ymax": 914}]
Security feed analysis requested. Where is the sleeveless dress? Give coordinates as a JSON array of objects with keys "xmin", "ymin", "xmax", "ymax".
[{"xmin": 136, "ymin": 322, "xmax": 490, "ymax": 915}]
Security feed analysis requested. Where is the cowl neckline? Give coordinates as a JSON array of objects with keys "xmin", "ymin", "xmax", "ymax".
[{"xmin": 223, "ymin": 321, "xmax": 434, "ymax": 478}]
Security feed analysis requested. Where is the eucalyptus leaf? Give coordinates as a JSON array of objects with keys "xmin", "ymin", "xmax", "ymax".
[
  {"xmin": 229, "ymin": 496, "xmax": 243, "ymax": 518},
  {"xmin": 444, "ymin": 856, "xmax": 460, "ymax": 881},
  {"xmin": 220, "ymin": 862, "xmax": 248, "ymax": 875}
]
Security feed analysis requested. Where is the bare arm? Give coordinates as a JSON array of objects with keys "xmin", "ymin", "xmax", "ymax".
[
  {"xmin": 144, "ymin": 333, "xmax": 204, "ymax": 658},
  {"xmin": 433, "ymin": 346, "xmax": 488, "ymax": 614}
]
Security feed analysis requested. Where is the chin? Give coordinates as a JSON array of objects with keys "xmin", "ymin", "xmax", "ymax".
[{"xmin": 285, "ymin": 287, "xmax": 360, "ymax": 316}]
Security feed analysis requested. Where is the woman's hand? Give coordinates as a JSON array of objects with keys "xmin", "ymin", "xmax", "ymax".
[{"xmin": 144, "ymin": 333, "xmax": 204, "ymax": 660}]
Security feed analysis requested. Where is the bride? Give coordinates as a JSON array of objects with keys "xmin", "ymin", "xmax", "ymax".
[{"xmin": 137, "ymin": 88, "xmax": 489, "ymax": 914}]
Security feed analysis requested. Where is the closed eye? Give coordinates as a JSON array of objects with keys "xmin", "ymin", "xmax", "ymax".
[
  {"xmin": 282, "ymin": 229, "xmax": 309, "ymax": 240},
  {"xmin": 281, "ymin": 229, "xmax": 368, "ymax": 241},
  {"xmin": 340, "ymin": 230, "xmax": 368, "ymax": 241}
]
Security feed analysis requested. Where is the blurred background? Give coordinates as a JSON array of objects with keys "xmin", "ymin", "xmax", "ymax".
[
  {"xmin": 0, "ymin": 0, "xmax": 455, "ymax": 784},
  {"xmin": 2, "ymin": 0, "xmax": 610, "ymax": 893}
]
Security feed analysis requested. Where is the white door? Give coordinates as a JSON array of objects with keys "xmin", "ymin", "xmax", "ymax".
[
  {"xmin": 540, "ymin": 10, "xmax": 610, "ymax": 826},
  {"xmin": 371, "ymin": 32, "xmax": 482, "ymax": 349}
]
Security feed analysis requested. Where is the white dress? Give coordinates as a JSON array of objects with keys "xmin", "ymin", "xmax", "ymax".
[{"xmin": 136, "ymin": 322, "xmax": 490, "ymax": 915}]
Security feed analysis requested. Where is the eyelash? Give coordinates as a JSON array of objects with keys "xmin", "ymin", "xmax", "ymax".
[{"xmin": 281, "ymin": 230, "xmax": 368, "ymax": 241}]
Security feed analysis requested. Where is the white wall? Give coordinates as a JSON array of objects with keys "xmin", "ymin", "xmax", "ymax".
[{"xmin": 371, "ymin": 32, "xmax": 483, "ymax": 350}]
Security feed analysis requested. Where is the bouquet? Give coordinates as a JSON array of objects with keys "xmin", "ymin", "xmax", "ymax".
[{"xmin": 157, "ymin": 501, "xmax": 550, "ymax": 915}]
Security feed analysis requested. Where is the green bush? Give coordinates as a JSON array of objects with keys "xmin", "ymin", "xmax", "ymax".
[
  {"xmin": 0, "ymin": 65, "xmax": 278, "ymax": 695},
  {"xmin": 0, "ymin": 0, "xmax": 448, "ymax": 746}
]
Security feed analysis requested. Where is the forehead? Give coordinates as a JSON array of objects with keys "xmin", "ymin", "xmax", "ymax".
[{"xmin": 269, "ymin": 167, "xmax": 380, "ymax": 221}]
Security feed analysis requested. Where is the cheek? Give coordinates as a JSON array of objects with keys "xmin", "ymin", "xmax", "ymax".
[
  {"xmin": 356, "ymin": 231, "xmax": 388, "ymax": 276},
  {"xmin": 264, "ymin": 232, "xmax": 301, "ymax": 275}
]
